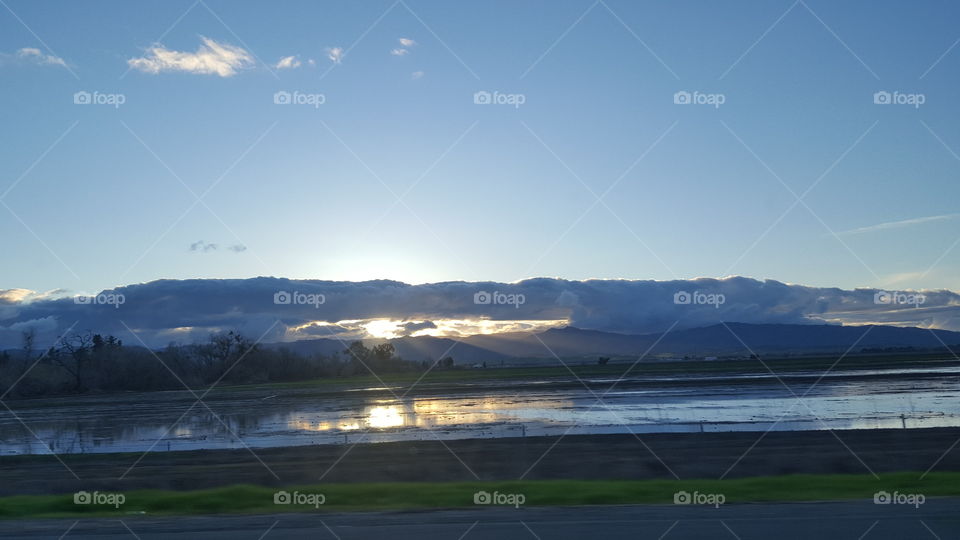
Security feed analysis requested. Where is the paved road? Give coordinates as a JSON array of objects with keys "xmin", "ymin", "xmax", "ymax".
[{"xmin": 2, "ymin": 500, "xmax": 958, "ymax": 539}]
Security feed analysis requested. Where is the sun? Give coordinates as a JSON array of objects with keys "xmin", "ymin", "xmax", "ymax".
[{"xmin": 361, "ymin": 319, "xmax": 403, "ymax": 339}]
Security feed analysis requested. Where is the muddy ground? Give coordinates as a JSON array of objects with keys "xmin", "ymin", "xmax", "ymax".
[{"xmin": 2, "ymin": 427, "xmax": 958, "ymax": 496}]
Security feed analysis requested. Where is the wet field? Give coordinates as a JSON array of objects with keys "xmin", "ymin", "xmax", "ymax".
[{"xmin": 3, "ymin": 364, "xmax": 959, "ymax": 455}]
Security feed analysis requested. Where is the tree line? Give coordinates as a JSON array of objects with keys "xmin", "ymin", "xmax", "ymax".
[{"xmin": 0, "ymin": 330, "xmax": 452, "ymax": 399}]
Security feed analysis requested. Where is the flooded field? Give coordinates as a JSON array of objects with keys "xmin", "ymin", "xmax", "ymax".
[{"xmin": 2, "ymin": 366, "xmax": 959, "ymax": 455}]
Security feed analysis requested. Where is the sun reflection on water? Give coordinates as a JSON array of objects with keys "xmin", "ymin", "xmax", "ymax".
[
  {"xmin": 284, "ymin": 396, "xmax": 576, "ymax": 435},
  {"xmin": 367, "ymin": 406, "xmax": 404, "ymax": 428}
]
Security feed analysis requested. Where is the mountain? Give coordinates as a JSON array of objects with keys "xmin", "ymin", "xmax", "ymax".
[
  {"xmin": 266, "ymin": 323, "xmax": 960, "ymax": 364},
  {"xmin": 650, "ymin": 323, "xmax": 960, "ymax": 355}
]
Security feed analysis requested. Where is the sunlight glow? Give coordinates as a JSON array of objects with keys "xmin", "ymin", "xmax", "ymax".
[
  {"xmin": 285, "ymin": 317, "xmax": 569, "ymax": 341},
  {"xmin": 367, "ymin": 406, "xmax": 404, "ymax": 428}
]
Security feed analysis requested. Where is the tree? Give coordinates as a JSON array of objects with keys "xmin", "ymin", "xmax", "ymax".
[
  {"xmin": 200, "ymin": 331, "xmax": 257, "ymax": 381},
  {"xmin": 371, "ymin": 343, "xmax": 395, "ymax": 363},
  {"xmin": 20, "ymin": 329, "xmax": 36, "ymax": 375},
  {"xmin": 345, "ymin": 341, "xmax": 371, "ymax": 364},
  {"xmin": 52, "ymin": 332, "xmax": 95, "ymax": 392}
]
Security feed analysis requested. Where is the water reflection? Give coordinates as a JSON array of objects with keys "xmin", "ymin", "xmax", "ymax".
[
  {"xmin": 2, "ymin": 368, "xmax": 960, "ymax": 455},
  {"xmin": 367, "ymin": 405, "xmax": 404, "ymax": 428}
]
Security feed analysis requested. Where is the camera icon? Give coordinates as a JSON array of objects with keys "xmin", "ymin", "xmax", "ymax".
[
  {"xmin": 673, "ymin": 91, "xmax": 691, "ymax": 105},
  {"xmin": 274, "ymin": 490, "xmax": 291, "ymax": 504},
  {"xmin": 474, "ymin": 91, "xmax": 492, "ymax": 105},
  {"xmin": 274, "ymin": 91, "xmax": 292, "ymax": 105},
  {"xmin": 74, "ymin": 295, "xmax": 92, "ymax": 304},
  {"xmin": 874, "ymin": 291, "xmax": 892, "ymax": 304},
  {"xmin": 873, "ymin": 91, "xmax": 891, "ymax": 105},
  {"xmin": 873, "ymin": 490, "xmax": 891, "ymax": 504},
  {"xmin": 674, "ymin": 490, "xmax": 691, "ymax": 504},
  {"xmin": 474, "ymin": 291, "xmax": 492, "ymax": 305},
  {"xmin": 73, "ymin": 91, "xmax": 91, "ymax": 105},
  {"xmin": 673, "ymin": 291, "xmax": 692, "ymax": 305},
  {"xmin": 274, "ymin": 291, "xmax": 292, "ymax": 305},
  {"xmin": 74, "ymin": 491, "xmax": 92, "ymax": 504},
  {"xmin": 474, "ymin": 490, "xmax": 492, "ymax": 504}
]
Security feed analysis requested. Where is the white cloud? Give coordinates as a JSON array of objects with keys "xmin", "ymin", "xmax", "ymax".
[
  {"xmin": 391, "ymin": 38, "xmax": 416, "ymax": 57},
  {"xmin": 0, "ymin": 288, "xmax": 37, "ymax": 304},
  {"xmin": 274, "ymin": 55, "xmax": 301, "ymax": 70},
  {"xmin": 127, "ymin": 37, "xmax": 254, "ymax": 77},
  {"xmin": 326, "ymin": 47, "xmax": 344, "ymax": 64},
  {"xmin": 17, "ymin": 47, "xmax": 66, "ymax": 67},
  {"xmin": 411, "ymin": 71, "xmax": 424, "ymax": 79},
  {"xmin": 1, "ymin": 47, "xmax": 67, "ymax": 68}
]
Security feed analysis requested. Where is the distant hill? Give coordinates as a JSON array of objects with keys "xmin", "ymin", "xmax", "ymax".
[{"xmin": 265, "ymin": 323, "xmax": 960, "ymax": 364}]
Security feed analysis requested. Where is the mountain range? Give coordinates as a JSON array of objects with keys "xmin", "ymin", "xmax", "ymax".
[{"xmin": 266, "ymin": 323, "xmax": 960, "ymax": 365}]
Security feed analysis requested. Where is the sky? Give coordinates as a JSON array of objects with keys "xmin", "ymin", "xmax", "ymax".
[{"xmin": 2, "ymin": 0, "xmax": 960, "ymax": 303}]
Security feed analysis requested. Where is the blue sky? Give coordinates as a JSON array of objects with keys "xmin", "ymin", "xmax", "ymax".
[{"xmin": 2, "ymin": 0, "xmax": 960, "ymax": 296}]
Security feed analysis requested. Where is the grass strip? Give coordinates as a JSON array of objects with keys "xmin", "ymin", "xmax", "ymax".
[{"xmin": 1, "ymin": 472, "xmax": 958, "ymax": 519}]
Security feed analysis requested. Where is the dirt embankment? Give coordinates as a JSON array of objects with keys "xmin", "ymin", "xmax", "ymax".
[{"xmin": 2, "ymin": 427, "xmax": 959, "ymax": 496}]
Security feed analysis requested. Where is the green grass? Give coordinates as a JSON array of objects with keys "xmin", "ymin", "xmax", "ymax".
[{"xmin": 2, "ymin": 472, "xmax": 958, "ymax": 519}]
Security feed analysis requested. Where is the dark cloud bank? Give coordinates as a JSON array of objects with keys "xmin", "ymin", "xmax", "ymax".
[{"xmin": 0, "ymin": 276, "xmax": 957, "ymax": 348}]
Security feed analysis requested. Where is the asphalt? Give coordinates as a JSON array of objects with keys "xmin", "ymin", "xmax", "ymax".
[{"xmin": 2, "ymin": 500, "xmax": 958, "ymax": 539}]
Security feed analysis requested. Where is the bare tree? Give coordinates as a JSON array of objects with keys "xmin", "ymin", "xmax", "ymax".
[
  {"xmin": 52, "ymin": 332, "xmax": 95, "ymax": 392},
  {"xmin": 20, "ymin": 328, "xmax": 35, "ymax": 376}
]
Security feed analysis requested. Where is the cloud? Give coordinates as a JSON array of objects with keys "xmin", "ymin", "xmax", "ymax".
[
  {"xmin": 411, "ymin": 71, "xmax": 424, "ymax": 79},
  {"xmin": 1, "ymin": 277, "xmax": 958, "ymax": 348},
  {"xmin": 274, "ymin": 55, "xmax": 301, "ymax": 70},
  {"xmin": 0, "ymin": 288, "xmax": 38, "ymax": 304},
  {"xmin": 397, "ymin": 320, "xmax": 436, "ymax": 337},
  {"xmin": 391, "ymin": 38, "xmax": 416, "ymax": 57},
  {"xmin": 127, "ymin": 37, "xmax": 254, "ymax": 77},
  {"xmin": 326, "ymin": 47, "xmax": 344, "ymax": 64},
  {"xmin": 190, "ymin": 241, "xmax": 246, "ymax": 253},
  {"xmin": 838, "ymin": 213, "xmax": 960, "ymax": 236},
  {"xmin": 190, "ymin": 240, "xmax": 218, "ymax": 253},
  {"xmin": 1, "ymin": 47, "xmax": 67, "ymax": 68}
]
